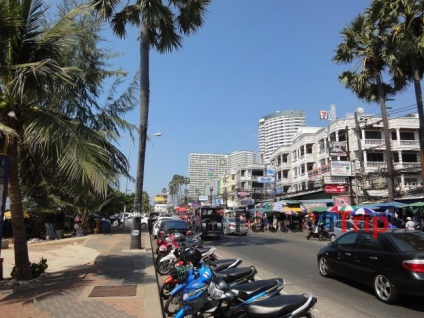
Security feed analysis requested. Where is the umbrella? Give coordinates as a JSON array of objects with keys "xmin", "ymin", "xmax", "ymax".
[
  {"xmin": 310, "ymin": 206, "xmax": 328, "ymax": 213},
  {"xmin": 249, "ymin": 207, "xmax": 271, "ymax": 212},
  {"xmin": 405, "ymin": 202, "xmax": 424, "ymax": 208},
  {"xmin": 352, "ymin": 207, "xmax": 376, "ymax": 216},
  {"xmin": 327, "ymin": 205, "xmax": 355, "ymax": 213},
  {"xmin": 375, "ymin": 202, "xmax": 407, "ymax": 209}
]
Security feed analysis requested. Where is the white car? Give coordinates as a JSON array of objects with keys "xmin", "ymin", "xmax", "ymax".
[
  {"xmin": 123, "ymin": 214, "xmax": 149, "ymax": 228},
  {"xmin": 329, "ymin": 220, "xmax": 374, "ymax": 242},
  {"xmin": 152, "ymin": 217, "xmax": 174, "ymax": 238}
]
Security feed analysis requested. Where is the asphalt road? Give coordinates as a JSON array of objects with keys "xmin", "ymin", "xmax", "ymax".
[{"xmin": 154, "ymin": 229, "xmax": 424, "ymax": 318}]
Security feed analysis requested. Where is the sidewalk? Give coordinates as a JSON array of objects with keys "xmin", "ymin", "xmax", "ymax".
[{"xmin": 0, "ymin": 228, "xmax": 163, "ymax": 318}]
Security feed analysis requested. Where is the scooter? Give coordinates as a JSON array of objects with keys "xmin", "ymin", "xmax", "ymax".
[
  {"xmin": 306, "ymin": 224, "xmax": 329, "ymax": 241},
  {"xmin": 156, "ymin": 232, "xmax": 203, "ymax": 265},
  {"xmin": 160, "ymin": 258, "xmax": 243, "ymax": 299},
  {"xmin": 157, "ymin": 245, "xmax": 217, "ymax": 275},
  {"xmin": 173, "ymin": 273, "xmax": 285, "ymax": 318}
]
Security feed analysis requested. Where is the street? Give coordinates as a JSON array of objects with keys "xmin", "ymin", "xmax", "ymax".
[{"xmin": 155, "ymin": 229, "xmax": 424, "ymax": 317}]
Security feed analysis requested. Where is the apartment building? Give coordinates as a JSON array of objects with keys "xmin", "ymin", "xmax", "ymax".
[
  {"xmin": 187, "ymin": 151, "xmax": 258, "ymax": 201},
  {"xmin": 258, "ymin": 110, "xmax": 306, "ymax": 163},
  {"xmin": 269, "ymin": 113, "xmax": 422, "ymax": 203}
]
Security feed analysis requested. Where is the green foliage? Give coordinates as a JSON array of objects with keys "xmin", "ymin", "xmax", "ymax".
[{"xmin": 11, "ymin": 257, "xmax": 48, "ymax": 279}]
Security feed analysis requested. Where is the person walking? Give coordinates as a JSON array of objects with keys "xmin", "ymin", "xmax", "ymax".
[
  {"xmin": 405, "ymin": 217, "xmax": 415, "ymax": 230},
  {"xmin": 272, "ymin": 213, "xmax": 278, "ymax": 230}
]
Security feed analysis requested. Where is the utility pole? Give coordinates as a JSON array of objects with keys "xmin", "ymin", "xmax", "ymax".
[
  {"xmin": 346, "ymin": 126, "xmax": 355, "ymax": 205},
  {"xmin": 354, "ymin": 110, "xmax": 365, "ymax": 204}
]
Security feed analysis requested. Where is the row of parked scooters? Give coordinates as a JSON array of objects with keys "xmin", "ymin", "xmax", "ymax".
[{"xmin": 154, "ymin": 232, "xmax": 318, "ymax": 318}]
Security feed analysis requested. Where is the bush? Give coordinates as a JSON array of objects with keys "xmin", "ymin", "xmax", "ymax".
[{"xmin": 11, "ymin": 257, "xmax": 48, "ymax": 279}]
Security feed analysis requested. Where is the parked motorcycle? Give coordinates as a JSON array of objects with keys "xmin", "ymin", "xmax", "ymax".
[
  {"xmin": 157, "ymin": 245, "xmax": 217, "ymax": 275},
  {"xmin": 306, "ymin": 223, "xmax": 329, "ymax": 241},
  {"xmin": 156, "ymin": 232, "xmax": 203, "ymax": 265},
  {"xmin": 160, "ymin": 258, "xmax": 243, "ymax": 300},
  {"xmin": 173, "ymin": 274, "xmax": 285, "ymax": 318}
]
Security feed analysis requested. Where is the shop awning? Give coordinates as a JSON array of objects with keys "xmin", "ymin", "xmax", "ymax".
[{"xmin": 283, "ymin": 206, "xmax": 302, "ymax": 213}]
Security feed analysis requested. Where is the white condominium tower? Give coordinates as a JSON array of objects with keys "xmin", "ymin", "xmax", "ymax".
[
  {"xmin": 188, "ymin": 151, "xmax": 258, "ymax": 199},
  {"xmin": 259, "ymin": 110, "xmax": 306, "ymax": 162}
]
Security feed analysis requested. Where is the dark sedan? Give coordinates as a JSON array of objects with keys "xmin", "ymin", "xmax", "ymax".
[
  {"xmin": 317, "ymin": 229, "xmax": 424, "ymax": 304},
  {"xmin": 158, "ymin": 219, "xmax": 191, "ymax": 237}
]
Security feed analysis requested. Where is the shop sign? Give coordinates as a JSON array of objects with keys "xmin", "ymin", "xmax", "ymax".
[
  {"xmin": 330, "ymin": 161, "xmax": 351, "ymax": 177},
  {"xmin": 324, "ymin": 176, "xmax": 347, "ymax": 184},
  {"xmin": 325, "ymin": 184, "xmax": 347, "ymax": 194}
]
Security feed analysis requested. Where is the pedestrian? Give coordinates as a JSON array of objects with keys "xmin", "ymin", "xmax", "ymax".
[
  {"xmin": 263, "ymin": 215, "xmax": 268, "ymax": 231},
  {"xmin": 405, "ymin": 217, "xmax": 415, "ymax": 230},
  {"xmin": 272, "ymin": 214, "xmax": 278, "ymax": 230},
  {"xmin": 118, "ymin": 212, "xmax": 123, "ymax": 227}
]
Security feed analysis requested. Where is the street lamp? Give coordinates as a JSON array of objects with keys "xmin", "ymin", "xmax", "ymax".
[{"xmin": 210, "ymin": 186, "xmax": 213, "ymax": 205}]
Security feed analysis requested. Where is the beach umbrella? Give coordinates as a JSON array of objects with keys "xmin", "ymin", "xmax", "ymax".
[
  {"xmin": 327, "ymin": 205, "xmax": 355, "ymax": 213},
  {"xmin": 352, "ymin": 207, "xmax": 376, "ymax": 216}
]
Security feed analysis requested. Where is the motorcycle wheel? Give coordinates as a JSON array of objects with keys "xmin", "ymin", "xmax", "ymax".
[
  {"xmin": 318, "ymin": 233, "xmax": 322, "ymax": 241},
  {"xmin": 160, "ymin": 282, "xmax": 176, "ymax": 299},
  {"xmin": 155, "ymin": 254, "xmax": 164, "ymax": 266},
  {"xmin": 158, "ymin": 260, "xmax": 173, "ymax": 275},
  {"xmin": 165, "ymin": 294, "xmax": 182, "ymax": 316}
]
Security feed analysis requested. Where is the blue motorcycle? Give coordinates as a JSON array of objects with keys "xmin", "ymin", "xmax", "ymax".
[{"xmin": 166, "ymin": 262, "xmax": 213, "ymax": 317}]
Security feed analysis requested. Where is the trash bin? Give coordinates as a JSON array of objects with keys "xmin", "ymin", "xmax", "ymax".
[{"xmin": 101, "ymin": 220, "xmax": 111, "ymax": 233}]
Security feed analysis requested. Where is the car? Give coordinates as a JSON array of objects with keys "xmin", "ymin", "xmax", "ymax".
[
  {"xmin": 328, "ymin": 219, "xmax": 374, "ymax": 242},
  {"xmin": 158, "ymin": 219, "xmax": 192, "ymax": 237},
  {"xmin": 222, "ymin": 217, "xmax": 249, "ymax": 236},
  {"xmin": 317, "ymin": 229, "xmax": 424, "ymax": 304},
  {"xmin": 152, "ymin": 217, "xmax": 174, "ymax": 238},
  {"xmin": 123, "ymin": 214, "xmax": 148, "ymax": 228}
]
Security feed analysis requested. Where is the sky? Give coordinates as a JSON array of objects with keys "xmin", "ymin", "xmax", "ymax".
[{"xmin": 104, "ymin": 0, "xmax": 418, "ymax": 200}]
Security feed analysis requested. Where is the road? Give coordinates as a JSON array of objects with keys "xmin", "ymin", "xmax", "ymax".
[{"xmin": 155, "ymin": 229, "xmax": 424, "ymax": 317}]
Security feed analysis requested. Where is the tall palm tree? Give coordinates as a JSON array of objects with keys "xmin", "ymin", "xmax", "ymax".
[
  {"xmin": 368, "ymin": 0, "xmax": 424, "ymax": 195},
  {"xmin": 0, "ymin": 0, "xmax": 129, "ymax": 280},
  {"xmin": 91, "ymin": 0, "xmax": 210, "ymax": 247},
  {"xmin": 333, "ymin": 13, "xmax": 399, "ymax": 201}
]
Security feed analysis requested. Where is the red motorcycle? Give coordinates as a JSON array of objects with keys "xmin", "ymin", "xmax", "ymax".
[{"xmin": 156, "ymin": 232, "xmax": 203, "ymax": 265}]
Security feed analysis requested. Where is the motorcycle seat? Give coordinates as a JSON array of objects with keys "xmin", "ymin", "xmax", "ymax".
[
  {"xmin": 197, "ymin": 246, "xmax": 214, "ymax": 254},
  {"xmin": 246, "ymin": 294, "xmax": 316, "ymax": 317},
  {"xmin": 216, "ymin": 266, "xmax": 255, "ymax": 283},
  {"xmin": 230, "ymin": 278, "xmax": 284, "ymax": 300},
  {"xmin": 210, "ymin": 259, "xmax": 239, "ymax": 271}
]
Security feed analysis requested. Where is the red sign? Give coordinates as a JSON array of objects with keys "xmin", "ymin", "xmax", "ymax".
[{"xmin": 325, "ymin": 185, "xmax": 347, "ymax": 194}]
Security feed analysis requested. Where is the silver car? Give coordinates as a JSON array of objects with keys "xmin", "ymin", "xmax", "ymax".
[
  {"xmin": 222, "ymin": 217, "xmax": 248, "ymax": 236},
  {"xmin": 329, "ymin": 219, "xmax": 374, "ymax": 242}
]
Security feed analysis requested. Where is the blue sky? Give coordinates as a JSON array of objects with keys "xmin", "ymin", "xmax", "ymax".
[{"xmin": 106, "ymin": 0, "xmax": 418, "ymax": 199}]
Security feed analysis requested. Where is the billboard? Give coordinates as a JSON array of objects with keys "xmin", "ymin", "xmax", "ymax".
[{"xmin": 330, "ymin": 161, "xmax": 351, "ymax": 177}]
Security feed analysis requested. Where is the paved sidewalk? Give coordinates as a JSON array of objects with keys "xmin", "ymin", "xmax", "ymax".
[{"xmin": 0, "ymin": 228, "xmax": 163, "ymax": 318}]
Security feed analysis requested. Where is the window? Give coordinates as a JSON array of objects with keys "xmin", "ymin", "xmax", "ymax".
[
  {"xmin": 365, "ymin": 131, "xmax": 382, "ymax": 139},
  {"xmin": 356, "ymin": 233, "xmax": 383, "ymax": 251},
  {"xmin": 336, "ymin": 232, "xmax": 358, "ymax": 249}
]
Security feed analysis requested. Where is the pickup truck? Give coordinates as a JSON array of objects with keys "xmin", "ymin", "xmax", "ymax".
[{"xmin": 194, "ymin": 206, "xmax": 224, "ymax": 240}]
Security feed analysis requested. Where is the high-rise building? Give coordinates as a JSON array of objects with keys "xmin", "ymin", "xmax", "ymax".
[
  {"xmin": 188, "ymin": 151, "xmax": 258, "ymax": 199},
  {"xmin": 259, "ymin": 110, "xmax": 306, "ymax": 162}
]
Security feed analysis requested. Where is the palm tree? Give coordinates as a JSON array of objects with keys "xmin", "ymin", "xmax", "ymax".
[
  {"xmin": 368, "ymin": 0, "xmax": 424, "ymax": 195},
  {"xmin": 91, "ymin": 0, "xmax": 210, "ymax": 247},
  {"xmin": 0, "ymin": 0, "xmax": 130, "ymax": 280},
  {"xmin": 333, "ymin": 13, "xmax": 399, "ymax": 201}
]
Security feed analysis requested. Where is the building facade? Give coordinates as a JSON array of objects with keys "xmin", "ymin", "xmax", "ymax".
[{"xmin": 269, "ymin": 113, "xmax": 422, "ymax": 203}]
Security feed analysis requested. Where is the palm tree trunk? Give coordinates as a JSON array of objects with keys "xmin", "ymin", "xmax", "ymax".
[
  {"xmin": 131, "ymin": 18, "xmax": 150, "ymax": 249},
  {"xmin": 8, "ymin": 143, "xmax": 32, "ymax": 280},
  {"xmin": 376, "ymin": 73, "xmax": 395, "ymax": 201},
  {"xmin": 410, "ymin": 55, "xmax": 424, "ymax": 195}
]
